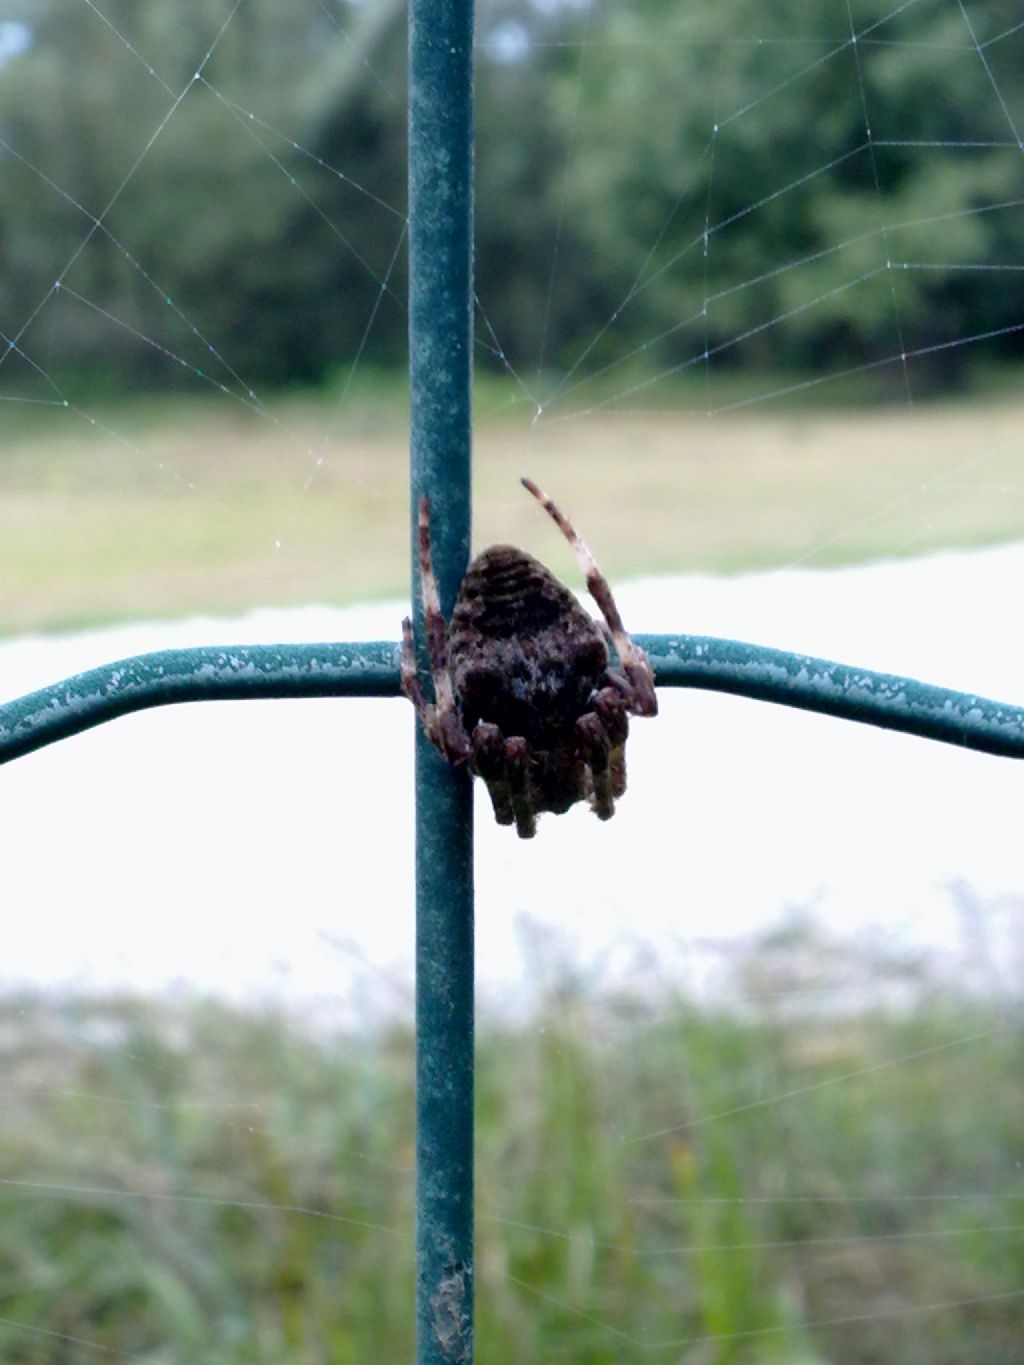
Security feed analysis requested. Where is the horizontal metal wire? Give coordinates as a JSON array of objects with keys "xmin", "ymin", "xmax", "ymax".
[
  {"xmin": 642, "ymin": 634, "xmax": 1024, "ymax": 759},
  {"xmin": 2, "ymin": 633, "xmax": 1023, "ymax": 764},
  {"xmin": 0, "ymin": 642, "xmax": 401, "ymax": 764}
]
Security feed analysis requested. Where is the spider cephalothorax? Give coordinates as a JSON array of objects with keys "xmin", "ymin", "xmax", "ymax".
[{"xmin": 401, "ymin": 478, "xmax": 657, "ymax": 838}]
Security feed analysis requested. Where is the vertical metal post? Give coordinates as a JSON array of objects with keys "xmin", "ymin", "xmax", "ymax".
[{"xmin": 409, "ymin": 0, "xmax": 474, "ymax": 1362}]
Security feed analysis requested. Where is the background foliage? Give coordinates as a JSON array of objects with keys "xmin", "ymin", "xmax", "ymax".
[
  {"xmin": 1, "ymin": 927, "xmax": 1021, "ymax": 1362},
  {"xmin": 2, "ymin": 8, "xmax": 1023, "ymax": 1359},
  {"xmin": 1, "ymin": 0, "xmax": 1021, "ymax": 393}
]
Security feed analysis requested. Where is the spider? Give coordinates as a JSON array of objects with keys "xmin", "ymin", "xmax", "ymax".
[{"xmin": 401, "ymin": 478, "xmax": 657, "ymax": 838}]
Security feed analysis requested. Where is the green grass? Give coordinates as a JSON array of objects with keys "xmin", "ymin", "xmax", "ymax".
[
  {"xmin": 0, "ymin": 926, "xmax": 1020, "ymax": 1363},
  {"xmin": 4, "ymin": 371, "xmax": 1024, "ymax": 635}
]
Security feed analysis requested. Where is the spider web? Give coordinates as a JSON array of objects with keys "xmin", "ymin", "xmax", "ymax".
[{"xmin": 1, "ymin": 0, "xmax": 1024, "ymax": 1359}]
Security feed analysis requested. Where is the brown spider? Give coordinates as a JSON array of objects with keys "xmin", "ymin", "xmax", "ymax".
[{"xmin": 401, "ymin": 478, "xmax": 657, "ymax": 838}]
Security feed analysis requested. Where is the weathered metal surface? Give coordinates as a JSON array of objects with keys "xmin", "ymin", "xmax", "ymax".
[
  {"xmin": 5, "ymin": 634, "xmax": 1024, "ymax": 766},
  {"xmin": 636, "ymin": 634, "xmax": 1024, "ymax": 759},
  {"xmin": 0, "ymin": 642, "xmax": 400, "ymax": 764},
  {"xmin": 408, "ymin": 0, "xmax": 475, "ymax": 1358}
]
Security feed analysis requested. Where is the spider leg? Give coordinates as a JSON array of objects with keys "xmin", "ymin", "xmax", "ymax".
[
  {"xmin": 410, "ymin": 496, "xmax": 470, "ymax": 763},
  {"xmin": 576, "ymin": 711, "xmax": 614, "ymax": 820},
  {"xmin": 401, "ymin": 615, "xmax": 443, "ymax": 746},
  {"xmin": 521, "ymin": 477, "xmax": 657, "ymax": 717},
  {"xmin": 609, "ymin": 747, "xmax": 627, "ymax": 801},
  {"xmin": 593, "ymin": 686, "xmax": 629, "ymax": 800},
  {"xmin": 471, "ymin": 722, "xmax": 516, "ymax": 826},
  {"xmin": 504, "ymin": 736, "xmax": 536, "ymax": 839}
]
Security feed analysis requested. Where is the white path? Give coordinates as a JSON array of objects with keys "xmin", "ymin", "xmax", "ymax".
[{"xmin": 3, "ymin": 544, "xmax": 1023, "ymax": 1019}]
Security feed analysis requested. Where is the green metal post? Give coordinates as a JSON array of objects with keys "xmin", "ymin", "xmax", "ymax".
[{"xmin": 408, "ymin": 0, "xmax": 475, "ymax": 1361}]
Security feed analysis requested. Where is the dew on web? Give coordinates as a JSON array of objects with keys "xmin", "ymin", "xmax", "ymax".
[
  {"xmin": 4, "ymin": 0, "xmax": 1024, "ymax": 1358},
  {"xmin": 436, "ymin": 0, "xmax": 1016, "ymax": 1352},
  {"xmin": 1, "ymin": 0, "xmax": 416, "ymax": 629}
]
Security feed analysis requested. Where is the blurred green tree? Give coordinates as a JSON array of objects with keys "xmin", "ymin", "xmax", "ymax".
[
  {"xmin": 0, "ymin": 0, "xmax": 407, "ymax": 391},
  {"xmin": 0, "ymin": 0, "xmax": 1020, "ymax": 395},
  {"xmin": 543, "ymin": 0, "xmax": 1024, "ymax": 392}
]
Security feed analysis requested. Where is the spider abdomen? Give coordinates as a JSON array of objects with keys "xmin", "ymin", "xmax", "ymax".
[
  {"xmin": 451, "ymin": 545, "xmax": 575, "ymax": 638},
  {"xmin": 448, "ymin": 546, "xmax": 608, "ymax": 744}
]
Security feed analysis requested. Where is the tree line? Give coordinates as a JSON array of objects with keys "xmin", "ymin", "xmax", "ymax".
[{"xmin": 1, "ymin": 0, "xmax": 1021, "ymax": 397}]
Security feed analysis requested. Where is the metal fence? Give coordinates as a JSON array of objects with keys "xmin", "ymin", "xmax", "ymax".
[{"xmin": 3, "ymin": 1, "xmax": 1024, "ymax": 1361}]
